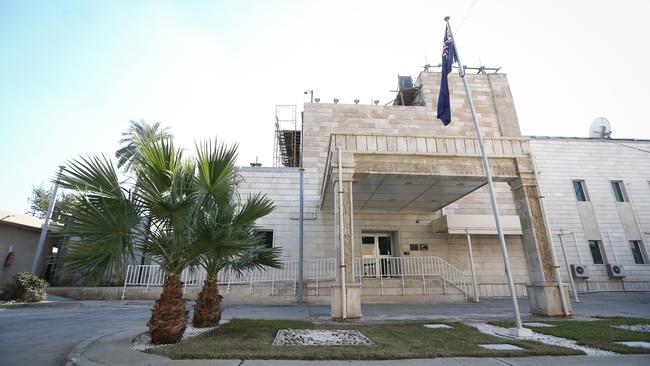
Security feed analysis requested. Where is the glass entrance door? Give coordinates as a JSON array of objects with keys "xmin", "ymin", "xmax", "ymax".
[{"xmin": 361, "ymin": 233, "xmax": 395, "ymax": 278}]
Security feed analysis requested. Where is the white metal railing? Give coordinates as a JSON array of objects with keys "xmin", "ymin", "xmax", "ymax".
[
  {"xmin": 354, "ymin": 256, "xmax": 470, "ymax": 299},
  {"xmin": 121, "ymin": 258, "xmax": 336, "ymax": 300},
  {"xmin": 121, "ymin": 256, "xmax": 471, "ymax": 300}
]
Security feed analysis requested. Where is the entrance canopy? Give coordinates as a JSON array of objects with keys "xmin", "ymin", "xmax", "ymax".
[
  {"xmin": 323, "ymin": 173, "xmax": 487, "ymax": 212},
  {"xmin": 320, "ymin": 133, "xmax": 530, "ymax": 213}
]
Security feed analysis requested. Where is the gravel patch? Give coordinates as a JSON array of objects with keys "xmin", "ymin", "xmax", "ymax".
[
  {"xmin": 612, "ymin": 324, "xmax": 650, "ymax": 333},
  {"xmin": 479, "ymin": 343, "xmax": 524, "ymax": 350},
  {"xmin": 467, "ymin": 322, "xmax": 615, "ymax": 356},
  {"xmin": 523, "ymin": 322, "xmax": 555, "ymax": 328},
  {"xmin": 132, "ymin": 325, "xmax": 216, "ymax": 351},
  {"xmin": 424, "ymin": 324, "xmax": 453, "ymax": 329},
  {"xmin": 273, "ymin": 329, "xmax": 374, "ymax": 346},
  {"xmin": 615, "ymin": 341, "xmax": 650, "ymax": 349}
]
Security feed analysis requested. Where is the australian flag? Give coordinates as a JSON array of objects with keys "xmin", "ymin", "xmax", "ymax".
[{"xmin": 437, "ymin": 25, "xmax": 456, "ymax": 125}]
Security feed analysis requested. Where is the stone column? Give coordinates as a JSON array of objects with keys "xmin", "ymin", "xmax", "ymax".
[
  {"xmin": 509, "ymin": 158, "xmax": 572, "ymax": 316},
  {"xmin": 331, "ymin": 152, "xmax": 362, "ymax": 319}
]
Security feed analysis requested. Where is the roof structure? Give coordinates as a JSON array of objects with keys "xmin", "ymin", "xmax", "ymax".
[{"xmin": 0, "ymin": 209, "xmax": 62, "ymax": 232}]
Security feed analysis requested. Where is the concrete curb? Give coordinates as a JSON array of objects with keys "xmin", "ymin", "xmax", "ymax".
[
  {"xmin": 64, "ymin": 328, "xmax": 128, "ymax": 366},
  {"xmin": 0, "ymin": 300, "xmax": 80, "ymax": 309}
]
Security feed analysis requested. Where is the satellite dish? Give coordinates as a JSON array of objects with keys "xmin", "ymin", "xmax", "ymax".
[{"xmin": 589, "ymin": 117, "xmax": 612, "ymax": 138}]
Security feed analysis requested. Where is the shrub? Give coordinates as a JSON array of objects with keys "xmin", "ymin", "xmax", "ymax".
[{"xmin": 1, "ymin": 272, "xmax": 48, "ymax": 302}]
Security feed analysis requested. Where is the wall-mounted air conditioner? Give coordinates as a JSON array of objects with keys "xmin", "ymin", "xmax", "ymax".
[
  {"xmin": 606, "ymin": 264, "xmax": 626, "ymax": 278},
  {"xmin": 570, "ymin": 264, "xmax": 589, "ymax": 279}
]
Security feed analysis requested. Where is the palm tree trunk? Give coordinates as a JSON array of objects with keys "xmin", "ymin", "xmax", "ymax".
[
  {"xmin": 148, "ymin": 276, "xmax": 188, "ymax": 344},
  {"xmin": 192, "ymin": 278, "xmax": 223, "ymax": 327}
]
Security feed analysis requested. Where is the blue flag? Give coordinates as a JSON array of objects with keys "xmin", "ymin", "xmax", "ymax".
[{"xmin": 437, "ymin": 26, "xmax": 456, "ymax": 125}]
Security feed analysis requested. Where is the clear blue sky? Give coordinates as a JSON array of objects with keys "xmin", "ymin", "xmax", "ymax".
[{"xmin": 2, "ymin": 0, "xmax": 649, "ymax": 215}]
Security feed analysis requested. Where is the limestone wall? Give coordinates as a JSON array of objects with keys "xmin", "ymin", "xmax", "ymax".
[
  {"xmin": 529, "ymin": 138, "xmax": 650, "ymax": 286},
  {"xmin": 237, "ymin": 166, "xmax": 532, "ymax": 297},
  {"xmin": 302, "ymin": 72, "xmax": 520, "ymax": 177}
]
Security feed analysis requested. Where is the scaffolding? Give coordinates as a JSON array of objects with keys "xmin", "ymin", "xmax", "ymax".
[{"xmin": 273, "ymin": 104, "xmax": 301, "ymax": 167}]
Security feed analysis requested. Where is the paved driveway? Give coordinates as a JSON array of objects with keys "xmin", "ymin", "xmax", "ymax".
[{"xmin": 0, "ymin": 292, "xmax": 648, "ymax": 366}]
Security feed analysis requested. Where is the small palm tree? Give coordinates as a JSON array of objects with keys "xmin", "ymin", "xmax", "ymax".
[{"xmin": 191, "ymin": 141, "xmax": 281, "ymax": 326}]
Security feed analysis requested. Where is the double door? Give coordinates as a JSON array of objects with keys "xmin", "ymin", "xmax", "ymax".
[{"xmin": 361, "ymin": 233, "xmax": 396, "ymax": 277}]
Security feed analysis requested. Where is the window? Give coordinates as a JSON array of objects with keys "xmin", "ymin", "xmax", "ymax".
[
  {"xmin": 611, "ymin": 181, "xmax": 627, "ymax": 202},
  {"xmin": 589, "ymin": 240, "xmax": 604, "ymax": 264},
  {"xmin": 573, "ymin": 180, "xmax": 588, "ymax": 201},
  {"xmin": 256, "ymin": 230, "xmax": 274, "ymax": 248},
  {"xmin": 630, "ymin": 241, "xmax": 646, "ymax": 264}
]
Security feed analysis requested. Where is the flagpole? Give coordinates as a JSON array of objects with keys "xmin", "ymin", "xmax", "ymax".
[{"xmin": 444, "ymin": 16, "xmax": 525, "ymax": 334}]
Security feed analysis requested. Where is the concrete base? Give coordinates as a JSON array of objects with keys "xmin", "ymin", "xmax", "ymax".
[
  {"xmin": 508, "ymin": 327, "xmax": 533, "ymax": 338},
  {"xmin": 526, "ymin": 283, "xmax": 573, "ymax": 316},
  {"xmin": 331, "ymin": 282, "xmax": 362, "ymax": 319}
]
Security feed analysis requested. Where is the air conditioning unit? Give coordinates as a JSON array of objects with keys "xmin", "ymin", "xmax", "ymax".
[
  {"xmin": 570, "ymin": 264, "xmax": 589, "ymax": 279},
  {"xmin": 606, "ymin": 264, "xmax": 626, "ymax": 278}
]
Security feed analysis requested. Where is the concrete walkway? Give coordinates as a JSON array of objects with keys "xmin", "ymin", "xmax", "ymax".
[{"xmin": 1, "ymin": 292, "xmax": 649, "ymax": 366}]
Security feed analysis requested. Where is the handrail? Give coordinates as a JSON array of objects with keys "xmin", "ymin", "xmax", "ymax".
[
  {"xmin": 121, "ymin": 256, "xmax": 472, "ymax": 300},
  {"xmin": 353, "ymin": 256, "xmax": 470, "ymax": 298}
]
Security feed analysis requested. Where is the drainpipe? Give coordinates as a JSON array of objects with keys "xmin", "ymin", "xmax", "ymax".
[
  {"xmin": 529, "ymin": 153, "xmax": 570, "ymax": 316},
  {"xmin": 336, "ymin": 144, "xmax": 347, "ymax": 319}
]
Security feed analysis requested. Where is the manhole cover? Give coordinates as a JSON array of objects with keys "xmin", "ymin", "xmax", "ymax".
[{"xmin": 273, "ymin": 329, "xmax": 374, "ymax": 346}]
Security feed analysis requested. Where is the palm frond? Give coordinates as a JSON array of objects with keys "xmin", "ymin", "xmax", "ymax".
[
  {"xmin": 60, "ymin": 156, "xmax": 141, "ymax": 282},
  {"xmin": 116, "ymin": 119, "xmax": 172, "ymax": 171}
]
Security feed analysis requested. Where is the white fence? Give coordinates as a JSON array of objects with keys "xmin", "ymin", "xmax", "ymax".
[{"xmin": 121, "ymin": 256, "xmax": 470, "ymax": 300}]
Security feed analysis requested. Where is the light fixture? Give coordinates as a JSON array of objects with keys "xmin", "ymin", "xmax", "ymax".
[{"xmin": 304, "ymin": 90, "xmax": 314, "ymax": 103}]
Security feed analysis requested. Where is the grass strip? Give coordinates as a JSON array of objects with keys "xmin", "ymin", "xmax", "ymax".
[
  {"xmin": 490, "ymin": 317, "xmax": 650, "ymax": 354},
  {"xmin": 148, "ymin": 319, "xmax": 581, "ymax": 360}
]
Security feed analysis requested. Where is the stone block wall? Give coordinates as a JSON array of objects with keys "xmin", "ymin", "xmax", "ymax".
[
  {"xmin": 302, "ymin": 72, "xmax": 521, "ymax": 177},
  {"xmin": 529, "ymin": 137, "xmax": 650, "ymax": 287}
]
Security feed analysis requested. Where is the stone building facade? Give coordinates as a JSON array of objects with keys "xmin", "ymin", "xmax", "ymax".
[
  {"xmin": 236, "ymin": 70, "xmax": 601, "ymax": 318},
  {"xmin": 529, "ymin": 137, "xmax": 650, "ymax": 292}
]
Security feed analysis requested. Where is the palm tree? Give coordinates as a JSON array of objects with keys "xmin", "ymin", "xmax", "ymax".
[
  {"xmin": 115, "ymin": 119, "xmax": 172, "ymax": 171},
  {"xmin": 61, "ymin": 137, "xmax": 196, "ymax": 344},
  {"xmin": 190, "ymin": 141, "xmax": 281, "ymax": 327},
  {"xmin": 60, "ymin": 135, "xmax": 281, "ymax": 343}
]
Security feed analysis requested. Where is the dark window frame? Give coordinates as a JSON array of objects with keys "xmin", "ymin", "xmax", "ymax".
[
  {"xmin": 611, "ymin": 180, "xmax": 627, "ymax": 202},
  {"xmin": 630, "ymin": 240, "xmax": 646, "ymax": 265},
  {"xmin": 573, "ymin": 180, "xmax": 588, "ymax": 202},
  {"xmin": 589, "ymin": 240, "xmax": 605, "ymax": 264},
  {"xmin": 256, "ymin": 229, "xmax": 274, "ymax": 248}
]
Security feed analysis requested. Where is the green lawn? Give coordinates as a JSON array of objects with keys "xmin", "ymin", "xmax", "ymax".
[
  {"xmin": 491, "ymin": 317, "xmax": 650, "ymax": 354},
  {"xmin": 148, "ymin": 319, "xmax": 581, "ymax": 360}
]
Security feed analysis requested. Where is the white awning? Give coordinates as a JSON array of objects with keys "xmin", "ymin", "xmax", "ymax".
[{"xmin": 431, "ymin": 214, "xmax": 522, "ymax": 235}]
